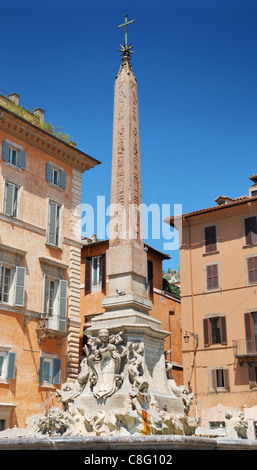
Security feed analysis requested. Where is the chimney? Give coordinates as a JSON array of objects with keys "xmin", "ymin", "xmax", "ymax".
[
  {"xmin": 34, "ymin": 108, "xmax": 45, "ymax": 124},
  {"xmin": 9, "ymin": 93, "xmax": 20, "ymax": 106}
]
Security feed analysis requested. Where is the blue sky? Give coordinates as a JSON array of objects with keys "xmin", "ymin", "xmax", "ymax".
[{"xmin": 1, "ymin": 0, "xmax": 257, "ymax": 271}]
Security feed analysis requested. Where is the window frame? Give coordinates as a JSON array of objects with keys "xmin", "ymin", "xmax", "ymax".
[
  {"xmin": 2, "ymin": 140, "xmax": 26, "ymax": 170},
  {"xmin": 42, "ymin": 274, "xmax": 67, "ymax": 332},
  {"xmin": 0, "ymin": 264, "xmax": 15, "ymax": 305},
  {"xmin": 38, "ymin": 354, "xmax": 61, "ymax": 386},
  {"xmin": 0, "ymin": 347, "xmax": 16, "ymax": 382},
  {"xmin": 246, "ymin": 256, "xmax": 257, "ymax": 285},
  {"xmin": 46, "ymin": 162, "xmax": 66, "ymax": 190},
  {"xmin": 209, "ymin": 366, "xmax": 229, "ymax": 392},
  {"xmin": 204, "ymin": 262, "xmax": 220, "ymax": 291},
  {"xmin": 244, "ymin": 216, "xmax": 257, "ymax": 246},
  {"xmin": 91, "ymin": 256, "xmax": 102, "ymax": 292},
  {"xmin": 85, "ymin": 255, "xmax": 106, "ymax": 294},
  {"xmin": 203, "ymin": 315, "xmax": 227, "ymax": 347},
  {"xmin": 204, "ymin": 225, "xmax": 217, "ymax": 253}
]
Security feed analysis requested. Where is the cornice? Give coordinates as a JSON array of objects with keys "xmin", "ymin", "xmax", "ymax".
[{"xmin": 0, "ymin": 107, "xmax": 101, "ymax": 172}]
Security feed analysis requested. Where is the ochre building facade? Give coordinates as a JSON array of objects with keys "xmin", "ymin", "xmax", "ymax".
[
  {"xmin": 167, "ymin": 176, "xmax": 257, "ymax": 438},
  {"xmin": 0, "ymin": 92, "xmax": 99, "ymax": 429}
]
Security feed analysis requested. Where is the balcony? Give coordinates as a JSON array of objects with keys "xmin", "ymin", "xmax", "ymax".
[
  {"xmin": 233, "ymin": 339, "xmax": 257, "ymax": 358},
  {"xmin": 36, "ymin": 314, "xmax": 68, "ymax": 347}
]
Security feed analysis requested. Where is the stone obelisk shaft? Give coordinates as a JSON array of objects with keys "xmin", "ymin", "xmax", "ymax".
[{"xmin": 105, "ymin": 55, "xmax": 150, "ymax": 306}]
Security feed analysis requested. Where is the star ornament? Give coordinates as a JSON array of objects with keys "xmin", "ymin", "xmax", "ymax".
[{"xmin": 118, "ymin": 43, "xmax": 135, "ymax": 57}]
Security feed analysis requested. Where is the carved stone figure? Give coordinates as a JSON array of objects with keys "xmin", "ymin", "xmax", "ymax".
[
  {"xmin": 35, "ymin": 407, "xmax": 75, "ymax": 436},
  {"xmin": 225, "ymin": 411, "xmax": 248, "ymax": 439},
  {"xmin": 127, "ymin": 341, "xmax": 150, "ymax": 407}
]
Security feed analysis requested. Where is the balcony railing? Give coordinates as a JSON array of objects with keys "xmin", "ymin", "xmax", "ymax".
[{"xmin": 233, "ymin": 339, "xmax": 257, "ymax": 357}]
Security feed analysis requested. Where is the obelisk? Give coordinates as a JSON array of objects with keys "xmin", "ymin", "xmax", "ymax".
[
  {"xmin": 84, "ymin": 17, "xmax": 183, "ymax": 414},
  {"xmin": 102, "ymin": 20, "xmax": 152, "ymax": 318}
]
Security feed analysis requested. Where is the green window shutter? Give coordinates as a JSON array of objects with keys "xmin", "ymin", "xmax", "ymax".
[
  {"xmin": 19, "ymin": 150, "xmax": 26, "ymax": 170},
  {"xmin": 38, "ymin": 356, "xmax": 44, "ymax": 382},
  {"xmin": 42, "ymin": 274, "xmax": 48, "ymax": 315},
  {"xmin": 48, "ymin": 201, "xmax": 57, "ymax": 245},
  {"xmin": 14, "ymin": 267, "xmax": 26, "ymax": 307},
  {"xmin": 60, "ymin": 170, "xmax": 66, "ymax": 189},
  {"xmin": 46, "ymin": 163, "xmax": 52, "ymax": 182},
  {"xmin": 58, "ymin": 280, "xmax": 67, "ymax": 332},
  {"xmin": 0, "ymin": 261, "xmax": 2, "ymax": 288},
  {"xmin": 6, "ymin": 352, "xmax": 16, "ymax": 380},
  {"xmin": 4, "ymin": 182, "xmax": 14, "ymax": 216},
  {"xmin": 53, "ymin": 358, "xmax": 61, "ymax": 384},
  {"xmin": 2, "ymin": 141, "xmax": 9, "ymax": 162}
]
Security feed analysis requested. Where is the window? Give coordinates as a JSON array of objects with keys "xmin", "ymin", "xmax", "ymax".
[
  {"xmin": 38, "ymin": 355, "xmax": 61, "ymax": 385},
  {"xmin": 2, "ymin": 141, "xmax": 26, "ymax": 170},
  {"xmin": 3, "ymin": 181, "xmax": 20, "ymax": 217},
  {"xmin": 203, "ymin": 316, "xmax": 227, "ymax": 347},
  {"xmin": 0, "ymin": 264, "xmax": 26, "ymax": 307},
  {"xmin": 245, "ymin": 217, "xmax": 257, "ymax": 245},
  {"xmin": 47, "ymin": 200, "xmax": 61, "ymax": 246},
  {"xmin": 244, "ymin": 312, "xmax": 257, "ymax": 353},
  {"xmin": 92, "ymin": 256, "xmax": 102, "ymax": 292},
  {"xmin": 205, "ymin": 264, "xmax": 219, "ymax": 290},
  {"xmin": 0, "ymin": 350, "xmax": 16, "ymax": 380},
  {"xmin": 85, "ymin": 255, "xmax": 106, "ymax": 294},
  {"xmin": 210, "ymin": 368, "xmax": 229, "ymax": 391},
  {"xmin": 46, "ymin": 163, "xmax": 66, "ymax": 189},
  {"xmin": 204, "ymin": 226, "xmax": 217, "ymax": 253},
  {"xmin": 43, "ymin": 275, "xmax": 67, "ymax": 332},
  {"xmin": 247, "ymin": 257, "xmax": 257, "ymax": 284},
  {"xmin": 146, "ymin": 260, "xmax": 153, "ymax": 296},
  {"xmin": 0, "ymin": 266, "xmax": 12, "ymax": 303}
]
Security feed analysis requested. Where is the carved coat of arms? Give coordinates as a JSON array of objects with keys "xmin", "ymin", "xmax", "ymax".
[{"xmin": 84, "ymin": 329, "xmax": 126, "ymax": 401}]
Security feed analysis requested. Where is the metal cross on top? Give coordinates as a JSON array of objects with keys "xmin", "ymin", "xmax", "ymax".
[{"xmin": 118, "ymin": 14, "xmax": 135, "ymax": 48}]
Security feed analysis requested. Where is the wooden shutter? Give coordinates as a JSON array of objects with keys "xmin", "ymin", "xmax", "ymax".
[
  {"xmin": 205, "ymin": 226, "xmax": 217, "ymax": 253},
  {"xmin": 53, "ymin": 358, "xmax": 61, "ymax": 385},
  {"xmin": 206, "ymin": 264, "xmax": 218, "ymax": 290},
  {"xmin": 147, "ymin": 260, "xmax": 153, "ymax": 296},
  {"xmin": 6, "ymin": 352, "xmax": 16, "ymax": 380},
  {"xmin": 4, "ymin": 182, "xmax": 14, "ymax": 216},
  {"xmin": 2, "ymin": 141, "xmax": 9, "ymax": 162},
  {"xmin": 223, "ymin": 369, "xmax": 230, "ymax": 390},
  {"xmin": 203, "ymin": 318, "xmax": 210, "ymax": 347},
  {"xmin": 46, "ymin": 163, "xmax": 52, "ymax": 182},
  {"xmin": 48, "ymin": 201, "xmax": 57, "ymax": 245},
  {"xmin": 85, "ymin": 258, "xmax": 92, "ymax": 294},
  {"xmin": 58, "ymin": 280, "xmax": 67, "ymax": 332},
  {"xmin": 245, "ymin": 217, "xmax": 257, "ymax": 245},
  {"xmin": 0, "ymin": 262, "xmax": 2, "ymax": 289},
  {"xmin": 211, "ymin": 369, "xmax": 217, "ymax": 390},
  {"xmin": 60, "ymin": 170, "xmax": 66, "ymax": 189},
  {"xmin": 101, "ymin": 254, "xmax": 106, "ymax": 292},
  {"xmin": 245, "ymin": 312, "xmax": 254, "ymax": 353},
  {"xmin": 42, "ymin": 274, "xmax": 48, "ymax": 315},
  {"xmin": 220, "ymin": 316, "xmax": 227, "ymax": 345},
  {"xmin": 247, "ymin": 257, "xmax": 257, "ymax": 284},
  {"xmin": 14, "ymin": 267, "xmax": 26, "ymax": 307},
  {"xmin": 19, "ymin": 150, "xmax": 26, "ymax": 170},
  {"xmin": 38, "ymin": 356, "xmax": 44, "ymax": 382}
]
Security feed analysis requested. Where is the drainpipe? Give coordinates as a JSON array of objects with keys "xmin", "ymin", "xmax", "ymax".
[{"xmin": 185, "ymin": 217, "xmax": 198, "ymax": 423}]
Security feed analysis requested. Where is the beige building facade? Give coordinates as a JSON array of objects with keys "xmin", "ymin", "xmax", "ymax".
[{"xmin": 167, "ymin": 176, "xmax": 257, "ymax": 437}]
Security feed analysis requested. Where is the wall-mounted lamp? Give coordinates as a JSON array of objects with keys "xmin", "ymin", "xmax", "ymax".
[{"xmin": 183, "ymin": 330, "xmax": 199, "ymax": 347}]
